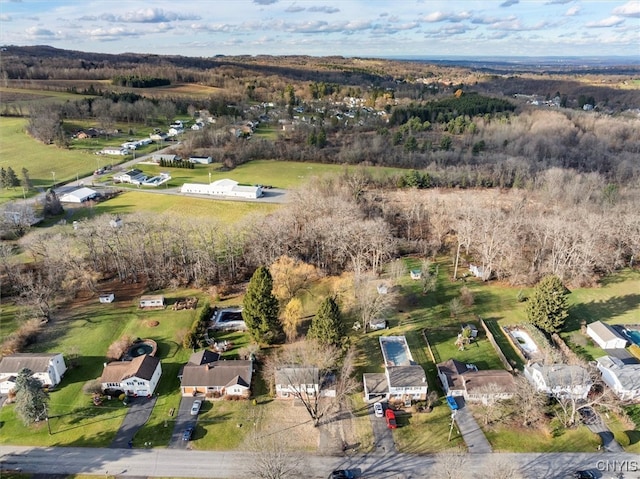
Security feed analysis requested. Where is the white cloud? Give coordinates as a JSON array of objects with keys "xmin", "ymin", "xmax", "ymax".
[
  {"xmin": 308, "ymin": 6, "xmax": 340, "ymax": 14},
  {"xmin": 422, "ymin": 11, "xmax": 472, "ymax": 23},
  {"xmin": 564, "ymin": 6, "xmax": 580, "ymax": 16},
  {"xmin": 285, "ymin": 5, "xmax": 305, "ymax": 13},
  {"xmin": 25, "ymin": 26, "xmax": 55, "ymax": 38},
  {"xmin": 0, "ymin": 13, "xmax": 11, "ymax": 21},
  {"xmin": 97, "ymin": 8, "xmax": 200, "ymax": 24},
  {"xmin": 586, "ymin": 16, "xmax": 625, "ymax": 28},
  {"xmin": 500, "ymin": 0, "xmax": 519, "ymax": 7},
  {"xmin": 253, "ymin": 0, "xmax": 277, "ymax": 4},
  {"xmin": 612, "ymin": 1, "xmax": 640, "ymax": 18}
]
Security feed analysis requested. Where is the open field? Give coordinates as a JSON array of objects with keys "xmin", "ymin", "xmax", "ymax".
[{"xmin": 0, "ymin": 86, "xmax": 97, "ymax": 113}]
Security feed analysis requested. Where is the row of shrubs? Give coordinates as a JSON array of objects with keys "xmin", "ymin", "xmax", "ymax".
[{"xmin": 182, "ymin": 302, "xmax": 212, "ymax": 349}]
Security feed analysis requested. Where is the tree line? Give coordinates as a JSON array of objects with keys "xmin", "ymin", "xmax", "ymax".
[{"xmin": 111, "ymin": 75, "xmax": 171, "ymax": 88}]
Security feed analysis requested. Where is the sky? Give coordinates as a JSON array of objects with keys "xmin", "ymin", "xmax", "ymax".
[{"xmin": 0, "ymin": 0, "xmax": 639, "ymax": 58}]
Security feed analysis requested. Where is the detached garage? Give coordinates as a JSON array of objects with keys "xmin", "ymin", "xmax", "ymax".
[
  {"xmin": 60, "ymin": 187, "xmax": 98, "ymax": 203},
  {"xmin": 587, "ymin": 321, "xmax": 628, "ymax": 349}
]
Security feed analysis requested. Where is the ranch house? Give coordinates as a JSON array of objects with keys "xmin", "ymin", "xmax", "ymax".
[{"xmin": 0, "ymin": 353, "xmax": 67, "ymax": 394}]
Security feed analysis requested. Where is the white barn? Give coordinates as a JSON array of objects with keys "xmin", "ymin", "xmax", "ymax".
[
  {"xmin": 60, "ymin": 187, "xmax": 98, "ymax": 203},
  {"xmin": 587, "ymin": 321, "xmax": 628, "ymax": 349},
  {"xmin": 181, "ymin": 179, "xmax": 263, "ymax": 199},
  {"xmin": 139, "ymin": 295, "xmax": 165, "ymax": 308},
  {"xmin": 189, "ymin": 156, "xmax": 213, "ymax": 164},
  {"xmin": 0, "ymin": 353, "xmax": 67, "ymax": 394}
]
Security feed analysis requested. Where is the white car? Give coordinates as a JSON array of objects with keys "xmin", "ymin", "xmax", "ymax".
[
  {"xmin": 190, "ymin": 400, "xmax": 202, "ymax": 416},
  {"xmin": 373, "ymin": 402, "xmax": 384, "ymax": 418}
]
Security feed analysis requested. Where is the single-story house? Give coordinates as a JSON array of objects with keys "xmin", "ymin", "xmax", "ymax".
[
  {"xmin": 168, "ymin": 127, "xmax": 184, "ymax": 137},
  {"xmin": 191, "ymin": 122, "xmax": 205, "ymax": 131},
  {"xmin": 99, "ymin": 293, "xmax": 115, "ymax": 303},
  {"xmin": 114, "ymin": 169, "xmax": 146, "ymax": 184},
  {"xmin": 189, "ymin": 156, "xmax": 213, "ymax": 164},
  {"xmin": 139, "ymin": 295, "xmax": 165, "ymax": 309},
  {"xmin": 437, "ymin": 359, "xmax": 516, "ymax": 404},
  {"xmin": 596, "ymin": 356, "xmax": 640, "ymax": 402},
  {"xmin": 181, "ymin": 179, "xmax": 263, "ymax": 199},
  {"xmin": 76, "ymin": 128, "xmax": 99, "ymax": 139},
  {"xmin": 150, "ymin": 132, "xmax": 168, "ymax": 141},
  {"xmin": 100, "ymin": 147, "xmax": 129, "ymax": 156},
  {"xmin": 524, "ymin": 362, "xmax": 592, "ymax": 399},
  {"xmin": 180, "ymin": 359, "xmax": 253, "ymax": 398},
  {"xmin": 369, "ymin": 318, "xmax": 388, "ymax": 331},
  {"xmin": 60, "ymin": 187, "xmax": 99, "ymax": 203},
  {"xmin": 100, "ymin": 354, "xmax": 162, "ymax": 397},
  {"xmin": 274, "ymin": 366, "xmax": 336, "ymax": 399},
  {"xmin": 587, "ymin": 321, "xmax": 628, "ymax": 349},
  {"xmin": 0, "ymin": 353, "xmax": 67, "ymax": 394}
]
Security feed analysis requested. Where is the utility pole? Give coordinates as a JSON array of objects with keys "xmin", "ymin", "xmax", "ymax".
[{"xmin": 448, "ymin": 410, "xmax": 457, "ymax": 442}]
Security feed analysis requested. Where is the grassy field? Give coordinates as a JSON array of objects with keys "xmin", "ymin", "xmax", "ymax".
[{"xmin": 64, "ymin": 190, "xmax": 281, "ymax": 222}]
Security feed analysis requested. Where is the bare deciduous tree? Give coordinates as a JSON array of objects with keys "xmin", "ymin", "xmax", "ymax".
[
  {"xmin": 247, "ymin": 431, "xmax": 304, "ymax": 479},
  {"xmin": 430, "ymin": 449, "xmax": 469, "ymax": 479}
]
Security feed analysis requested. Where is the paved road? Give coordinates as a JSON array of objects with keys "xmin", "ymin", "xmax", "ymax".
[{"xmin": 1, "ymin": 446, "xmax": 639, "ymax": 479}]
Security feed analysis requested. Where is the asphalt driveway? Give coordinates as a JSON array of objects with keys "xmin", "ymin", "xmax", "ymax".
[
  {"xmin": 452, "ymin": 397, "xmax": 493, "ymax": 454},
  {"xmin": 168, "ymin": 396, "xmax": 199, "ymax": 449},
  {"xmin": 368, "ymin": 402, "xmax": 397, "ymax": 455},
  {"xmin": 110, "ymin": 396, "xmax": 158, "ymax": 449}
]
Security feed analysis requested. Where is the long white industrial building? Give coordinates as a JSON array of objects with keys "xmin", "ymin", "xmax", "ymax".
[{"xmin": 180, "ymin": 178, "xmax": 263, "ymax": 199}]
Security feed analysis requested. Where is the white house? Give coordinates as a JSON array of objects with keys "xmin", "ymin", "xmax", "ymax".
[
  {"xmin": 275, "ymin": 366, "xmax": 322, "ymax": 399},
  {"xmin": 99, "ymin": 147, "xmax": 129, "ymax": 156},
  {"xmin": 60, "ymin": 187, "xmax": 98, "ymax": 203},
  {"xmin": 139, "ymin": 295, "xmax": 165, "ymax": 309},
  {"xmin": 596, "ymin": 356, "xmax": 640, "ymax": 402},
  {"xmin": 151, "ymin": 154, "xmax": 179, "ymax": 163},
  {"xmin": 114, "ymin": 169, "xmax": 146, "ymax": 184},
  {"xmin": 181, "ymin": 179, "xmax": 263, "ymax": 199},
  {"xmin": 0, "ymin": 353, "xmax": 67, "ymax": 394},
  {"xmin": 524, "ymin": 363, "xmax": 592, "ymax": 399},
  {"xmin": 100, "ymin": 355, "xmax": 162, "ymax": 397},
  {"xmin": 587, "ymin": 321, "xmax": 628, "ymax": 349},
  {"xmin": 363, "ymin": 336, "xmax": 427, "ymax": 402}
]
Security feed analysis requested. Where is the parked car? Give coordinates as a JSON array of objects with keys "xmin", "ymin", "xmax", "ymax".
[
  {"xmin": 385, "ymin": 408, "xmax": 397, "ymax": 429},
  {"xmin": 331, "ymin": 470, "xmax": 354, "ymax": 479},
  {"xmin": 182, "ymin": 426, "xmax": 194, "ymax": 441},
  {"xmin": 578, "ymin": 407, "xmax": 597, "ymax": 425},
  {"xmin": 190, "ymin": 400, "xmax": 202, "ymax": 416},
  {"xmin": 573, "ymin": 470, "xmax": 596, "ymax": 479},
  {"xmin": 373, "ymin": 402, "xmax": 384, "ymax": 418}
]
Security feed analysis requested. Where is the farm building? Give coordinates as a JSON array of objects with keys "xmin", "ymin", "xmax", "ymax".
[
  {"xmin": 587, "ymin": 321, "xmax": 628, "ymax": 349},
  {"xmin": 139, "ymin": 295, "xmax": 165, "ymax": 309},
  {"xmin": 0, "ymin": 353, "xmax": 67, "ymax": 394},
  {"xmin": 60, "ymin": 187, "xmax": 99, "ymax": 203},
  {"xmin": 100, "ymin": 354, "xmax": 162, "ymax": 397},
  {"xmin": 181, "ymin": 179, "xmax": 263, "ymax": 199},
  {"xmin": 152, "ymin": 154, "xmax": 179, "ymax": 163}
]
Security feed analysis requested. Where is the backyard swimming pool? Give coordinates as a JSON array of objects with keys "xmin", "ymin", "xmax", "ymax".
[
  {"xmin": 379, "ymin": 336, "xmax": 413, "ymax": 367},
  {"xmin": 625, "ymin": 329, "xmax": 640, "ymax": 346}
]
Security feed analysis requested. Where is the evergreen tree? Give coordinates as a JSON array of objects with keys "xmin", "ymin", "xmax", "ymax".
[
  {"xmin": 6, "ymin": 167, "xmax": 19, "ymax": 188},
  {"xmin": 525, "ymin": 275, "xmax": 569, "ymax": 334},
  {"xmin": 242, "ymin": 266, "xmax": 281, "ymax": 344},
  {"xmin": 43, "ymin": 188, "xmax": 64, "ymax": 217},
  {"xmin": 0, "ymin": 167, "xmax": 6, "ymax": 189},
  {"xmin": 317, "ymin": 128, "xmax": 327, "ymax": 148},
  {"xmin": 308, "ymin": 296, "xmax": 342, "ymax": 347},
  {"xmin": 14, "ymin": 368, "xmax": 49, "ymax": 425}
]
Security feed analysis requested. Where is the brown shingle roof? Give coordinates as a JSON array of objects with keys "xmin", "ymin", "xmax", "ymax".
[
  {"xmin": 181, "ymin": 360, "xmax": 252, "ymax": 389},
  {"xmin": 100, "ymin": 355, "xmax": 160, "ymax": 383},
  {"xmin": 437, "ymin": 359, "xmax": 476, "ymax": 390},
  {"xmin": 462, "ymin": 370, "xmax": 517, "ymax": 394},
  {"xmin": 188, "ymin": 350, "xmax": 220, "ymax": 366}
]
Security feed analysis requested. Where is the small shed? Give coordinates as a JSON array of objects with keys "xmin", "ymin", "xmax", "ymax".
[
  {"xmin": 587, "ymin": 321, "xmax": 628, "ymax": 349},
  {"xmin": 139, "ymin": 295, "xmax": 166, "ymax": 309},
  {"xmin": 99, "ymin": 293, "xmax": 115, "ymax": 303},
  {"xmin": 410, "ymin": 270, "xmax": 422, "ymax": 280}
]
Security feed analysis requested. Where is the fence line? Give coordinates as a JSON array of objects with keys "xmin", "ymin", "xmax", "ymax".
[{"xmin": 479, "ymin": 316, "xmax": 513, "ymax": 372}]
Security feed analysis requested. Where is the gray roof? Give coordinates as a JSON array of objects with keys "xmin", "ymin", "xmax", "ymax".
[
  {"xmin": 181, "ymin": 360, "xmax": 253, "ymax": 389},
  {"xmin": 275, "ymin": 366, "xmax": 319, "ymax": 386},
  {"xmin": 527, "ymin": 363, "xmax": 591, "ymax": 388},
  {"xmin": 363, "ymin": 373, "xmax": 388, "ymax": 395},
  {"xmin": 387, "ymin": 365, "xmax": 426, "ymax": 388},
  {"xmin": 597, "ymin": 356, "xmax": 640, "ymax": 391},
  {"xmin": 588, "ymin": 321, "xmax": 626, "ymax": 342},
  {"xmin": 0, "ymin": 353, "xmax": 61, "ymax": 374},
  {"xmin": 188, "ymin": 350, "xmax": 220, "ymax": 366}
]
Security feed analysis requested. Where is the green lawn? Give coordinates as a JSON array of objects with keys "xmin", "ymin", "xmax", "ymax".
[
  {"xmin": 484, "ymin": 423, "xmax": 600, "ymax": 452},
  {"xmin": 64, "ymin": 190, "xmax": 281, "ymax": 222}
]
